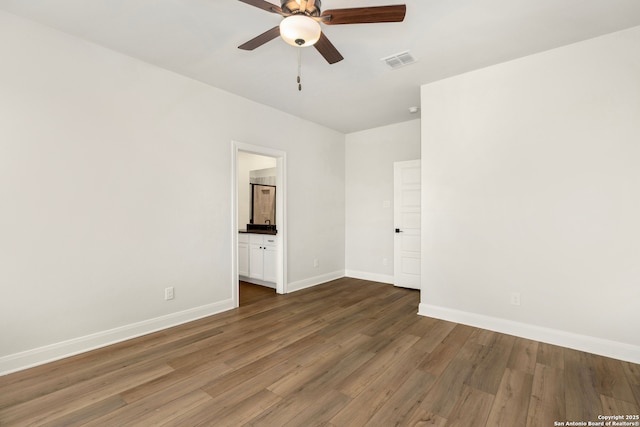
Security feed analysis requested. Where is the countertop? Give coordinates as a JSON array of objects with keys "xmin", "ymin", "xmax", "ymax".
[{"xmin": 238, "ymin": 229, "xmax": 278, "ymax": 235}]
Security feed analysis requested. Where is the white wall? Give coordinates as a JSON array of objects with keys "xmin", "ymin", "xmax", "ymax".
[
  {"xmin": 345, "ymin": 120, "xmax": 421, "ymax": 283},
  {"xmin": 0, "ymin": 11, "xmax": 345, "ymax": 374},
  {"xmin": 420, "ymin": 26, "xmax": 640, "ymax": 363},
  {"xmin": 237, "ymin": 152, "xmax": 276, "ymax": 228}
]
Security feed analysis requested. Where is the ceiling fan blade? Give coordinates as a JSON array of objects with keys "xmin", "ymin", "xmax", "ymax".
[
  {"xmin": 238, "ymin": 26, "xmax": 281, "ymax": 50},
  {"xmin": 238, "ymin": 0, "xmax": 283, "ymax": 15},
  {"xmin": 321, "ymin": 5, "xmax": 406, "ymax": 25},
  {"xmin": 314, "ymin": 32, "xmax": 344, "ymax": 64}
]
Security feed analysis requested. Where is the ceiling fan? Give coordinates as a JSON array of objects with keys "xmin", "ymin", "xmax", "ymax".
[{"xmin": 237, "ymin": 0, "xmax": 407, "ymax": 64}]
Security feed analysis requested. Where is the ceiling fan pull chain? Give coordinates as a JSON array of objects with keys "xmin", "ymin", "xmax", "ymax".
[{"xmin": 297, "ymin": 48, "xmax": 302, "ymax": 91}]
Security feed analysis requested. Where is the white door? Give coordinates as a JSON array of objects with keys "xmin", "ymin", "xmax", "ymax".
[
  {"xmin": 394, "ymin": 160, "xmax": 421, "ymax": 289},
  {"xmin": 238, "ymin": 241, "xmax": 249, "ymax": 277},
  {"xmin": 249, "ymin": 243, "xmax": 264, "ymax": 280},
  {"xmin": 263, "ymin": 245, "xmax": 277, "ymax": 283}
]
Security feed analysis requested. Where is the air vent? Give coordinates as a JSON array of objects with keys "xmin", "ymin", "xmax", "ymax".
[{"xmin": 381, "ymin": 51, "xmax": 417, "ymax": 69}]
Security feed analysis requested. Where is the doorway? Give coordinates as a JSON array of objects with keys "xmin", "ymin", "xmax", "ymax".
[{"xmin": 231, "ymin": 141, "xmax": 287, "ymax": 308}]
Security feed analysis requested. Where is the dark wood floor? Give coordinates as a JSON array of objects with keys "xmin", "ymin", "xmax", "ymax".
[
  {"xmin": 239, "ymin": 281, "xmax": 277, "ymax": 306},
  {"xmin": 1, "ymin": 278, "xmax": 639, "ymax": 426}
]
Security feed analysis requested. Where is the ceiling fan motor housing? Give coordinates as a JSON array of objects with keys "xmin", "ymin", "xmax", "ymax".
[{"xmin": 281, "ymin": 0, "xmax": 321, "ymax": 16}]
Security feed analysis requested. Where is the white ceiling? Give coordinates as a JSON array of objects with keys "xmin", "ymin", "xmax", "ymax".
[{"xmin": 2, "ymin": 0, "xmax": 640, "ymax": 133}]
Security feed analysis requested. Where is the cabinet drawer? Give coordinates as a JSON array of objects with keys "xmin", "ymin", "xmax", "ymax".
[{"xmin": 249, "ymin": 234, "xmax": 277, "ymax": 246}]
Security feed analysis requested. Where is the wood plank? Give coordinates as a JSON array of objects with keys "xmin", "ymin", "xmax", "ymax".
[
  {"xmin": 360, "ymin": 292, "xmax": 420, "ymax": 337},
  {"xmin": 411, "ymin": 318, "xmax": 457, "ymax": 354},
  {"xmin": 331, "ymin": 346, "xmax": 431, "ymax": 426},
  {"xmin": 120, "ymin": 360, "xmax": 231, "ymax": 404},
  {"xmin": 564, "ymin": 349, "xmax": 603, "ymax": 421},
  {"xmin": 85, "ymin": 389, "xmax": 212, "ymax": 426},
  {"xmin": 241, "ymin": 392, "xmax": 312, "ymax": 426},
  {"xmin": 169, "ymin": 376, "xmax": 285, "ymax": 427},
  {"xmin": 469, "ymin": 328, "xmax": 499, "ymax": 346},
  {"xmin": 417, "ymin": 324, "xmax": 474, "ymax": 376},
  {"xmin": 262, "ymin": 313, "xmax": 328, "ymax": 348},
  {"xmin": 199, "ymin": 333, "xmax": 333, "ymax": 401},
  {"xmin": 0, "ymin": 361, "xmax": 174, "ymax": 426},
  {"xmin": 625, "ymin": 362, "xmax": 640, "ymax": 406},
  {"xmin": 242, "ymin": 379, "xmax": 353, "ymax": 427},
  {"xmin": 536, "ymin": 341, "xmax": 565, "ymax": 369},
  {"xmin": 267, "ymin": 348, "xmax": 375, "ymax": 398},
  {"xmin": 507, "ymin": 337, "xmax": 539, "ymax": 375},
  {"xmin": 623, "ymin": 361, "xmax": 640, "ymax": 386},
  {"xmin": 280, "ymin": 390, "xmax": 351, "ymax": 427},
  {"xmin": 526, "ymin": 363, "xmax": 565, "ymax": 427},
  {"xmin": 38, "ymin": 395, "xmax": 127, "ymax": 427},
  {"xmin": 413, "ymin": 352, "xmax": 476, "ymax": 418},
  {"xmin": 600, "ymin": 394, "xmax": 640, "ymax": 419},
  {"xmin": 485, "ymin": 367, "xmax": 534, "ymax": 427},
  {"xmin": 591, "ymin": 354, "xmax": 636, "ymax": 403},
  {"xmin": 336, "ymin": 333, "xmax": 420, "ymax": 398},
  {"xmin": 402, "ymin": 410, "xmax": 448, "ymax": 427},
  {"xmin": 195, "ymin": 389, "xmax": 281, "ymax": 427},
  {"xmin": 465, "ymin": 333, "xmax": 516, "ymax": 394},
  {"xmin": 631, "ymin": 383, "xmax": 640, "ymax": 409},
  {"xmin": 444, "ymin": 385, "xmax": 495, "ymax": 427},
  {"xmin": 365, "ymin": 369, "xmax": 437, "ymax": 426},
  {"xmin": 401, "ymin": 312, "xmax": 442, "ymax": 338}
]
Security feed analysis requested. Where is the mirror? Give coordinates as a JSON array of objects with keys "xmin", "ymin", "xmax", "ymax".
[{"xmin": 250, "ymin": 184, "xmax": 276, "ymax": 227}]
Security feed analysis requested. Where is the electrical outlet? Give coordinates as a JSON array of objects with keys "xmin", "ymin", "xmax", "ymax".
[
  {"xmin": 510, "ymin": 292, "xmax": 521, "ymax": 306},
  {"xmin": 165, "ymin": 287, "xmax": 174, "ymax": 300},
  {"xmin": 383, "ymin": 258, "xmax": 388, "ymax": 266},
  {"xmin": 313, "ymin": 258, "xmax": 319, "ymax": 268},
  {"xmin": 383, "ymin": 200, "xmax": 391, "ymax": 208}
]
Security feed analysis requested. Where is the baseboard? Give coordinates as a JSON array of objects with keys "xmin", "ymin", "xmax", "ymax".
[
  {"xmin": 239, "ymin": 275, "xmax": 276, "ymax": 289},
  {"xmin": 418, "ymin": 303, "xmax": 640, "ymax": 364},
  {"xmin": 0, "ymin": 299, "xmax": 235, "ymax": 376},
  {"xmin": 344, "ymin": 269, "xmax": 394, "ymax": 285},
  {"xmin": 287, "ymin": 270, "xmax": 345, "ymax": 293}
]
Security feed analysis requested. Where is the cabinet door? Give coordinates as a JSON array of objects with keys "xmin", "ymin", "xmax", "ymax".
[
  {"xmin": 249, "ymin": 244, "xmax": 264, "ymax": 280},
  {"xmin": 238, "ymin": 242, "xmax": 249, "ymax": 277},
  {"xmin": 263, "ymin": 245, "xmax": 277, "ymax": 283}
]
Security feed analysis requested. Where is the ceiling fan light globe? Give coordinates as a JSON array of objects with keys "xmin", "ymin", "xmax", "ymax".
[{"xmin": 279, "ymin": 15, "xmax": 321, "ymax": 47}]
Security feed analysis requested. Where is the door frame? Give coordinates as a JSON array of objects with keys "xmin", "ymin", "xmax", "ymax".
[{"xmin": 231, "ymin": 141, "xmax": 287, "ymax": 307}]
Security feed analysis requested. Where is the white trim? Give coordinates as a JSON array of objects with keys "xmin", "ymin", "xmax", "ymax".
[
  {"xmin": 0, "ymin": 299, "xmax": 235, "ymax": 376},
  {"xmin": 345, "ymin": 269, "xmax": 394, "ymax": 285},
  {"xmin": 418, "ymin": 303, "xmax": 640, "ymax": 364},
  {"xmin": 231, "ymin": 144, "xmax": 240, "ymax": 307},
  {"xmin": 239, "ymin": 276, "xmax": 276, "ymax": 289},
  {"xmin": 232, "ymin": 141, "xmax": 287, "ymax": 299},
  {"xmin": 288, "ymin": 270, "xmax": 345, "ymax": 293}
]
